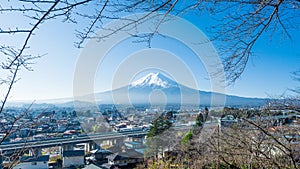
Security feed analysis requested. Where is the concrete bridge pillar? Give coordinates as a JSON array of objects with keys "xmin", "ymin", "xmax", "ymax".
[
  {"xmin": 107, "ymin": 140, "xmax": 114, "ymax": 146},
  {"xmin": 115, "ymin": 137, "xmax": 125, "ymax": 147},
  {"xmin": 89, "ymin": 142, "xmax": 100, "ymax": 151},
  {"xmin": 131, "ymin": 135, "xmax": 143, "ymax": 143},
  {"xmin": 100, "ymin": 139, "xmax": 110, "ymax": 147},
  {"xmin": 29, "ymin": 148, "xmax": 42, "ymax": 157},
  {"xmin": 62, "ymin": 144, "xmax": 74, "ymax": 151},
  {"xmin": 106, "ymin": 139, "xmax": 116, "ymax": 146},
  {"xmin": 85, "ymin": 143, "xmax": 90, "ymax": 152},
  {"xmin": 127, "ymin": 137, "xmax": 133, "ymax": 142}
]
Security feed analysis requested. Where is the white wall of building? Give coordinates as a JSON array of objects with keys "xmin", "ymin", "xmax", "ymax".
[{"xmin": 63, "ymin": 156, "xmax": 84, "ymax": 168}]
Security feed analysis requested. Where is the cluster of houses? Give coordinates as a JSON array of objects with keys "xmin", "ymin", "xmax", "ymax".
[
  {"xmin": 6, "ymin": 141, "xmax": 146, "ymax": 169},
  {"xmin": 0, "ymin": 106, "xmax": 154, "ymax": 169},
  {"xmin": 3, "ymin": 105, "xmax": 299, "ymax": 168},
  {"xmin": 0, "ymin": 109, "xmax": 82, "ymax": 143}
]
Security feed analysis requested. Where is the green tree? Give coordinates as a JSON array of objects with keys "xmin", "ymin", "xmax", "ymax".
[
  {"xmin": 164, "ymin": 111, "xmax": 176, "ymax": 120},
  {"xmin": 195, "ymin": 113, "xmax": 204, "ymax": 127},
  {"xmin": 146, "ymin": 114, "xmax": 172, "ymax": 158},
  {"xmin": 147, "ymin": 115, "xmax": 172, "ymax": 138},
  {"xmin": 181, "ymin": 130, "xmax": 193, "ymax": 146}
]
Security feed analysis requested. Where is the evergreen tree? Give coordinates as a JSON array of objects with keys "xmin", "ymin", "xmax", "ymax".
[
  {"xmin": 195, "ymin": 113, "xmax": 204, "ymax": 127},
  {"xmin": 146, "ymin": 114, "xmax": 172, "ymax": 158}
]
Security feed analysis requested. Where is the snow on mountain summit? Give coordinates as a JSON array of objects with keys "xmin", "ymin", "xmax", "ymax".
[{"xmin": 130, "ymin": 72, "xmax": 178, "ymax": 88}]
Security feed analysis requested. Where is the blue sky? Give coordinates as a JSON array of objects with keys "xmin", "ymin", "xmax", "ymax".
[{"xmin": 1, "ymin": 5, "xmax": 299, "ymax": 101}]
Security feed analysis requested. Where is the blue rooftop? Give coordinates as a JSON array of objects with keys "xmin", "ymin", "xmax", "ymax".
[
  {"xmin": 20, "ymin": 155, "xmax": 49, "ymax": 162},
  {"xmin": 63, "ymin": 150, "xmax": 85, "ymax": 157}
]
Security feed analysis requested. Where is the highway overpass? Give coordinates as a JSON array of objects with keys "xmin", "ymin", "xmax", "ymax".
[{"xmin": 0, "ymin": 131, "xmax": 147, "ymax": 152}]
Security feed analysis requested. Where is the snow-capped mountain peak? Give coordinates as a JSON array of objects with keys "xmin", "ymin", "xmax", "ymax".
[{"xmin": 130, "ymin": 72, "xmax": 177, "ymax": 88}]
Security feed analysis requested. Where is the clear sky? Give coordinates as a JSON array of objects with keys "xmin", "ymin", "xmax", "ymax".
[{"xmin": 1, "ymin": 3, "xmax": 299, "ymax": 102}]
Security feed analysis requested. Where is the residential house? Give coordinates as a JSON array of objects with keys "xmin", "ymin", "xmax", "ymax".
[
  {"xmin": 62, "ymin": 150, "xmax": 84, "ymax": 168},
  {"xmin": 87, "ymin": 149, "xmax": 112, "ymax": 164},
  {"xmin": 106, "ymin": 149, "xmax": 143, "ymax": 167},
  {"xmin": 13, "ymin": 155, "xmax": 49, "ymax": 169}
]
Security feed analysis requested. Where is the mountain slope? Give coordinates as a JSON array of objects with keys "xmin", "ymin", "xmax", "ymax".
[
  {"xmin": 8, "ymin": 72, "xmax": 266, "ymax": 107},
  {"xmin": 93, "ymin": 72, "xmax": 266, "ymax": 106},
  {"xmin": 130, "ymin": 72, "xmax": 178, "ymax": 88}
]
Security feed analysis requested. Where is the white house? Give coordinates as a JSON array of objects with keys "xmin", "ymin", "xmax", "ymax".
[
  {"xmin": 13, "ymin": 155, "xmax": 49, "ymax": 169},
  {"xmin": 62, "ymin": 150, "xmax": 85, "ymax": 168},
  {"xmin": 107, "ymin": 149, "xmax": 143, "ymax": 167}
]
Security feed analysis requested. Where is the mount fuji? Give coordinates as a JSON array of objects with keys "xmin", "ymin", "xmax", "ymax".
[
  {"xmin": 91, "ymin": 72, "xmax": 266, "ymax": 106},
  {"xmin": 130, "ymin": 72, "xmax": 178, "ymax": 88},
  {"xmin": 7, "ymin": 72, "xmax": 266, "ymax": 108}
]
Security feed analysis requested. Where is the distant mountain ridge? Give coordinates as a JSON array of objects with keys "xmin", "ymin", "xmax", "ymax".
[
  {"xmin": 7, "ymin": 72, "xmax": 267, "ymax": 108},
  {"xmin": 92, "ymin": 72, "xmax": 266, "ymax": 106}
]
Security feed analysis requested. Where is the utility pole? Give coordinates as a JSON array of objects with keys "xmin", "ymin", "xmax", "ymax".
[
  {"xmin": 0, "ymin": 149, "xmax": 2, "ymax": 169},
  {"xmin": 217, "ymin": 123, "xmax": 220, "ymax": 169}
]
